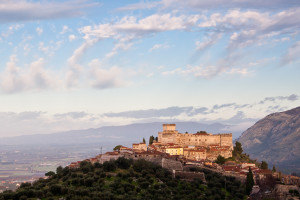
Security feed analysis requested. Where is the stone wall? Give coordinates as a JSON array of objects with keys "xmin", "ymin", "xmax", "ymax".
[
  {"xmin": 158, "ymin": 132, "xmax": 233, "ymax": 148},
  {"xmin": 162, "ymin": 158, "xmax": 183, "ymax": 171}
]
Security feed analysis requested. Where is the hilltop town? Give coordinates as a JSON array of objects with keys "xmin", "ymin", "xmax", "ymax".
[
  {"xmin": 1, "ymin": 123, "xmax": 299, "ymax": 199},
  {"xmin": 67, "ymin": 124, "xmax": 299, "ymax": 199}
]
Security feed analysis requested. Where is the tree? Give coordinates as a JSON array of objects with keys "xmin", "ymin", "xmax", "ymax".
[
  {"xmin": 149, "ymin": 136, "xmax": 155, "ymax": 145},
  {"xmin": 245, "ymin": 167, "xmax": 254, "ymax": 195},
  {"xmin": 261, "ymin": 161, "xmax": 268, "ymax": 169},
  {"xmin": 196, "ymin": 131, "xmax": 207, "ymax": 134},
  {"xmin": 45, "ymin": 171, "xmax": 55, "ymax": 177},
  {"xmin": 56, "ymin": 166, "xmax": 63, "ymax": 175},
  {"xmin": 143, "ymin": 138, "xmax": 146, "ymax": 144},
  {"xmin": 113, "ymin": 145, "xmax": 122, "ymax": 151},
  {"xmin": 215, "ymin": 155, "xmax": 226, "ymax": 165},
  {"xmin": 233, "ymin": 141, "xmax": 243, "ymax": 156},
  {"xmin": 155, "ymin": 137, "xmax": 158, "ymax": 142},
  {"xmin": 272, "ymin": 165, "xmax": 276, "ymax": 172}
]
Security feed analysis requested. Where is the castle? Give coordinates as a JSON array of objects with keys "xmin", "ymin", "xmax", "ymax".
[
  {"xmin": 158, "ymin": 124, "xmax": 233, "ymax": 147},
  {"xmin": 149, "ymin": 124, "xmax": 233, "ymax": 161}
]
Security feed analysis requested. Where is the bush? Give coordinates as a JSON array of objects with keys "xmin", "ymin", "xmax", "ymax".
[
  {"xmin": 115, "ymin": 157, "xmax": 132, "ymax": 169},
  {"xmin": 103, "ymin": 160, "xmax": 117, "ymax": 172}
]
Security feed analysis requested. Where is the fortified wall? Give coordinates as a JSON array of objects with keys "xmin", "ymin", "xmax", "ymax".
[{"xmin": 158, "ymin": 124, "xmax": 233, "ymax": 149}]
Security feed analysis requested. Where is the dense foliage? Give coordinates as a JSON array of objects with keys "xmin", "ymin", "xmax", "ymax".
[
  {"xmin": 245, "ymin": 168, "xmax": 254, "ymax": 195},
  {"xmin": 226, "ymin": 141, "xmax": 258, "ymax": 165},
  {"xmin": 215, "ymin": 155, "xmax": 226, "ymax": 165},
  {"xmin": 149, "ymin": 136, "xmax": 155, "ymax": 145},
  {"xmin": 260, "ymin": 161, "xmax": 268, "ymax": 170},
  {"xmin": 0, "ymin": 158, "xmax": 247, "ymax": 200}
]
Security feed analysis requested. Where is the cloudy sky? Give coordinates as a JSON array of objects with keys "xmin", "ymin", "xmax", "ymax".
[{"xmin": 0, "ymin": 0, "xmax": 299, "ymax": 137}]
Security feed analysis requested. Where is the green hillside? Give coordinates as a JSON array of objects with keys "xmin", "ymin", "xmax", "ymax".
[{"xmin": 0, "ymin": 158, "xmax": 247, "ymax": 200}]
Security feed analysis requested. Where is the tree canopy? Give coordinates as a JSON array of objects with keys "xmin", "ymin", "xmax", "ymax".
[
  {"xmin": 260, "ymin": 161, "xmax": 269, "ymax": 170},
  {"xmin": 215, "ymin": 155, "xmax": 226, "ymax": 165},
  {"xmin": 113, "ymin": 145, "xmax": 122, "ymax": 151},
  {"xmin": 0, "ymin": 158, "xmax": 247, "ymax": 200},
  {"xmin": 149, "ymin": 135, "xmax": 155, "ymax": 145}
]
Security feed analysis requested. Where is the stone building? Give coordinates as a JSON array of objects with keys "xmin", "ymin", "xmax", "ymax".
[
  {"xmin": 158, "ymin": 124, "xmax": 233, "ymax": 148},
  {"xmin": 156, "ymin": 124, "xmax": 233, "ymax": 160},
  {"xmin": 132, "ymin": 142, "xmax": 147, "ymax": 151}
]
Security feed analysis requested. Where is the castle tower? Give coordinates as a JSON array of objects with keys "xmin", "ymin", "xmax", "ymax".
[
  {"xmin": 163, "ymin": 124, "xmax": 176, "ymax": 132},
  {"xmin": 158, "ymin": 124, "xmax": 178, "ymax": 144}
]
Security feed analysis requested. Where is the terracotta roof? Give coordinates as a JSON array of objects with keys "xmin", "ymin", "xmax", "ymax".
[
  {"xmin": 223, "ymin": 166, "xmax": 241, "ymax": 172},
  {"xmin": 256, "ymin": 169, "xmax": 272, "ymax": 174},
  {"xmin": 105, "ymin": 151, "xmax": 119, "ymax": 155}
]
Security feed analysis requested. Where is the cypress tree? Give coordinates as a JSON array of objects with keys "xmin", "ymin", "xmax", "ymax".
[
  {"xmin": 149, "ymin": 136, "xmax": 154, "ymax": 145},
  {"xmin": 246, "ymin": 167, "xmax": 254, "ymax": 195}
]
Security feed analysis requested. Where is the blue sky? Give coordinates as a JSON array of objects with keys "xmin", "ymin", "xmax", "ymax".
[{"xmin": 0, "ymin": 0, "xmax": 299, "ymax": 137}]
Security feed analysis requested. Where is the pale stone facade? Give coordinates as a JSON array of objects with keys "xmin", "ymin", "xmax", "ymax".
[
  {"xmin": 157, "ymin": 124, "xmax": 233, "ymax": 160},
  {"xmin": 158, "ymin": 124, "xmax": 233, "ymax": 149},
  {"xmin": 132, "ymin": 142, "xmax": 147, "ymax": 151}
]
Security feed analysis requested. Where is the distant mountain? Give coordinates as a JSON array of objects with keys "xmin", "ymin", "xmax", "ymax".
[
  {"xmin": 238, "ymin": 107, "xmax": 300, "ymax": 174},
  {"xmin": 0, "ymin": 122, "xmax": 233, "ymax": 147}
]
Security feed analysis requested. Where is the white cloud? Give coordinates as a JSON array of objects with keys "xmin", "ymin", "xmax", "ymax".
[
  {"xmin": 195, "ymin": 33, "xmax": 222, "ymax": 52},
  {"xmin": 70, "ymin": 13, "xmax": 200, "ymax": 69},
  {"xmin": 0, "ymin": 55, "xmax": 57, "ymax": 93},
  {"xmin": 162, "ymin": 62, "xmax": 254, "ymax": 79},
  {"xmin": 149, "ymin": 43, "xmax": 170, "ymax": 52},
  {"xmin": 163, "ymin": 65, "xmax": 222, "ymax": 79},
  {"xmin": 79, "ymin": 13, "xmax": 200, "ymax": 42},
  {"xmin": 66, "ymin": 38, "xmax": 99, "ymax": 87},
  {"xmin": 36, "ymin": 27, "xmax": 43, "ymax": 35},
  {"xmin": 226, "ymin": 68, "xmax": 251, "ymax": 76},
  {"xmin": 89, "ymin": 59, "xmax": 129, "ymax": 89},
  {"xmin": 197, "ymin": 8, "xmax": 300, "ymax": 49},
  {"xmin": 0, "ymin": 0, "xmax": 99, "ymax": 23},
  {"xmin": 281, "ymin": 41, "xmax": 300, "ymax": 65},
  {"xmin": 105, "ymin": 42, "xmax": 133, "ymax": 59},
  {"xmin": 38, "ymin": 40, "xmax": 63, "ymax": 56},
  {"xmin": 68, "ymin": 34, "xmax": 76, "ymax": 41},
  {"xmin": 60, "ymin": 25, "xmax": 70, "ymax": 34},
  {"xmin": 117, "ymin": 1, "xmax": 160, "ymax": 11},
  {"xmin": 123, "ymin": 0, "xmax": 300, "ymax": 11},
  {"xmin": 1, "ymin": 24, "xmax": 24, "ymax": 38}
]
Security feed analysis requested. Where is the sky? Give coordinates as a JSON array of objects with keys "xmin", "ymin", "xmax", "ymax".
[{"xmin": 0, "ymin": 0, "xmax": 299, "ymax": 137}]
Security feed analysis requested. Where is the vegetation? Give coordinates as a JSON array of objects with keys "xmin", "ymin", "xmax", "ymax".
[
  {"xmin": 113, "ymin": 145, "xmax": 122, "ymax": 151},
  {"xmin": 0, "ymin": 158, "xmax": 248, "ymax": 200},
  {"xmin": 272, "ymin": 165, "xmax": 276, "ymax": 172},
  {"xmin": 215, "ymin": 155, "xmax": 226, "ymax": 165},
  {"xmin": 149, "ymin": 135, "xmax": 155, "ymax": 145},
  {"xmin": 260, "ymin": 161, "xmax": 269, "ymax": 170},
  {"xmin": 196, "ymin": 131, "xmax": 207, "ymax": 134},
  {"xmin": 245, "ymin": 167, "xmax": 254, "ymax": 195},
  {"xmin": 232, "ymin": 141, "xmax": 243, "ymax": 157},
  {"xmin": 142, "ymin": 138, "xmax": 146, "ymax": 144},
  {"xmin": 227, "ymin": 141, "xmax": 258, "ymax": 164}
]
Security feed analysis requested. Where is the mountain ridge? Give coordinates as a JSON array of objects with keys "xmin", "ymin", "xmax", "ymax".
[
  {"xmin": 238, "ymin": 106, "xmax": 300, "ymax": 174},
  {"xmin": 0, "ymin": 121, "xmax": 236, "ymax": 146}
]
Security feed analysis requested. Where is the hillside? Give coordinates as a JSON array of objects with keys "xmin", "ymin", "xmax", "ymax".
[
  {"xmin": 238, "ymin": 107, "xmax": 300, "ymax": 173},
  {"xmin": 0, "ymin": 158, "xmax": 247, "ymax": 200}
]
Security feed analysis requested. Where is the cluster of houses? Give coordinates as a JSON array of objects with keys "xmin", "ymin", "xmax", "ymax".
[
  {"xmin": 132, "ymin": 141, "xmax": 232, "ymax": 162},
  {"xmin": 222, "ymin": 161, "xmax": 300, "ymax": 187},
  {"xmin": 67, "ymin": 124, "xmax": 299, "ymax": 189}
]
